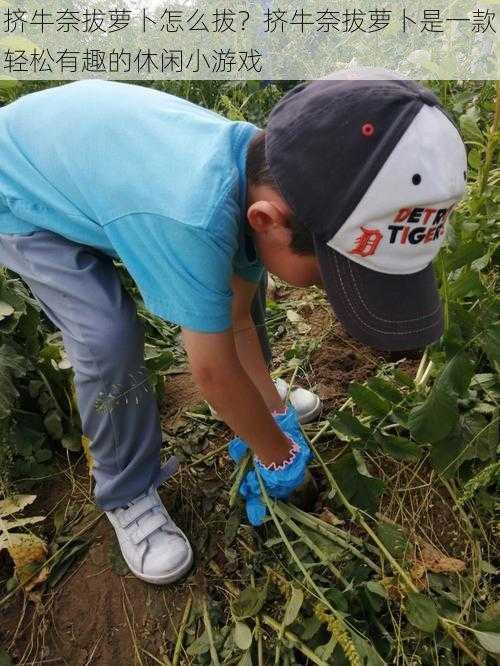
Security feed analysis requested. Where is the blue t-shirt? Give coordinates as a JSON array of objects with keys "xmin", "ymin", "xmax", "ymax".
[{"xmin": 0, "ymin": 80, "xmax": 264, "ymax": 332}]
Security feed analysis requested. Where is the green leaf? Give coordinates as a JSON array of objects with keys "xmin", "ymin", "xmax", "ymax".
[
  {"xmin": 349, "ymin": 383, "xmax": 391, "ymax": 418},
  {"xmin": 443, "ymin": 240, "xmax": 486, "ymax": 272},
  {"xmin": 233, "ymin": 621, "xmax": 253, "ymax": 651},
  {"xmin": 224, "ymin": 507, "xmax": 242, "ymax": 546},
  {"xmin": 473, "ymin": 630, "xmax": 500, "ymax": 655},
  {"xmin": 0, "ymin": 280, "xmax": 27, "ymax": 333},
  {"xmin": 186, "ymin": 630, "xmax": 210, "ymax": 656},
  {"xmin": 0, "ymin": 301, "xmax": 14, "ymax": 320},
  {"xmin": 237, "ymin": 651, "xmax": 253, "ymax": 666},
  {"xmin": 144, "ymin": 349, "xmax": 174, "ymax": 374},
  {"xmin": 0, "ymin": 344, "xmax": 27, "ymax": 418},
  {"xmin": 443, "ymin": 353, "xmax": 474, "ymax": 397},
  {"xmin": 330, "ymin": 453, "xmax": 384, "ymax": 514},
  {"xmin": 448, "ymin": 269, "xmax": 484, "ymax": 300},
  {"xmin": 367, "ymin": 377, "xmax": 403, "ymax": 404},
  {"xmin": 430, "ymin": 427, "xmax": 467, "ymax": 477},
  {"xmin": 298, "ymin": 615, "xmax": 322, "ymax": 640},
  {"xmin": 47, "ymin": 539, "xmax": 89, "ymax": 587},
  {"xmin": 329, "ymin": 411, "xmax": 370, "ymax": 441},
  {"xmin": 61, "ymin": 433, "xmax": 82, "ymax": 452},
  {"xmin": 0, "ymin": 77, "xmax": 19, "ymax": 91},
  {"xmin": 408, "ymin": 389, "xmax": 457, "ymax": 444},
  {"xmin": 378, "ymin": 434, "xmax": 422, "ymax": 461},
  {"xmin": 463, "ymin": 412, "xmax": 498, "ymax": 462},
  {"xmin": 283, "ymin": 586, "xmax": 303, "ymax": 626},
  {"xmin": 315, "ymin": 635, "xmax": 337, "ymax": 660},
  {"xmin": 459, "ymin": 110, "xmax": 484, "ymax": 144},
  {"xmin": 352, "ymin": 635, "xmax": 386, "ymax": 665},
  {"xmin": 473, "ymin": 619, "xmax": 500, "ymax": 654},
  {"xmin": 376, "ymin": 523, "xmax": 410, "ymax": 561},
  {"xmin": 231, "ymin": 585, "xmax": 267, "ymax": 620},
  {"xmin": 0, "ymin": 648, "xmax": 12, "ymax": 666},
  {"xmin": 366, "ymin": 581, "xmax": 389, "ymax": 600},
  {"xmin": 482, "ymin": 322, "xmax": 500, "ymax": 373},
  {"xmin": 43, "ymin": 410, "xmax": 63, "ymax": 440},
  {"xmin": 406, "ymin": 592, "xmax": 439, "ymax": 633},
  {"xmin": 468, "ymin": 148, "xmax": 482, "ymax": 170},
  {"xmin": 408, "ymin": 354, "xmax": 473, "ymax": 443},
  {"xmin": 325, "ymin": 588, "xmax": 349, "ymax": 613},
  {"xmin": 393, "ymin": 369, "xmax": 414, "ymax": 387}
]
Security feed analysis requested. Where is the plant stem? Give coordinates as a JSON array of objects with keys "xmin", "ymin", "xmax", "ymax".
[
  {"xmin": 256, "ymin": 614, "xmax": 264, "ymax": 666},
  {"xmin": 172, "ymin": 594, "xmax": 192, "ymax": 666},
  {"xmin": 285, "ymin": 364, "xmax": 300, "ymax": 403},
  {"xmin": 208, "ymin": 560, "xmax": 328, "ymax": 666},
  {"xmin": 414, "ymin": 350, "xmax": 428, "ymax": 385},
  {"xmin": 274, "ymin": 504, "xmax": 349, "ymax": 586},
  {"xmin": 202, "ymin": 595, "xmax": 220, "ymax": 666},
  {"xmin": 255, "ymin": 469, "xmax": 331, "ymax": 610},
  {"xmin": 418, "ymin": 360, "xmax": 434, "ymax": 390},
  {"xmin": 261, "ymin": 614, "xmax": 331, "ymax": 666},
  {"xmin": 306, "ymin": 436, "xmax": 484, "ymax": 665},
  {"xmin": 187, "ymin": 441, "xmax": 228, "ymax": 468},
  {"xmin": 229, "ymin": 451, "xmax": 251, "ymax": 507},
  {"xmin": 280, "ymin": 503, "xmax": 381, "ymax": 574}
]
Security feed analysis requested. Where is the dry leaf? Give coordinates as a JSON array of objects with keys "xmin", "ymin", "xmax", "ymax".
[
  {"xmin": 0, "ymin": 495, "xmax": 37, "ymax": 517},
  {"xmin": 266, "ymin": 275, "xmax": 277, "ymax": 301},
  {"xmin": 411, "ymin": 541, "xmax": 465, "ymax": 586},
  {"xmin": 318, "ymin": 508, "xmax": 344, "ymax": 526},
  {"xmin": 82, "ymin": 435, "xmax": 94, "ymax": 475},
  {"xmin": 419, "ymin": 542, "xmax": 466, "ymax": 573},
  {"xmin": 1, "ymin": 516, "xmax": 45, "ymax": 529},
  {"xmin": 1, "ymin": 532, "xmax": 48, "ymax": 589},
  {"xmin": 286, "ymin": 309, "xmax": 302, "ymax": 323},
  {"xmin": 297, "ymin": 322, "xmax": 312, "ymax": 335},
  {"xmin": 380, "ymin": 576, "xmax": 404, "ymax": 602}
]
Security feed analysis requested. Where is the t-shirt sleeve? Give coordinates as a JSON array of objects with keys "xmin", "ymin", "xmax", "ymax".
[{"xmin": 104, "ymin": 213, "xmax": 236, "ymax": 333}]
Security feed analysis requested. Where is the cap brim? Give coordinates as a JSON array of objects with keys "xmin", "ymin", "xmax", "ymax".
[{"xmin": 314, "ymin": 238, "xmax": 443, "ymax": 351}]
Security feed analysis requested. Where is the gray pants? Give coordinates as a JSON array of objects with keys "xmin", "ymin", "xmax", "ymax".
[{"xmin": 0, "ymin": 231, "xmax": 270, "ymax": 510}]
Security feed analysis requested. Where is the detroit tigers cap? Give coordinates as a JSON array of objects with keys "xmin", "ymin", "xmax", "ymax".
[{"xmin": 265, "ymin": 68, "xmax": 467, "ymax": 351}]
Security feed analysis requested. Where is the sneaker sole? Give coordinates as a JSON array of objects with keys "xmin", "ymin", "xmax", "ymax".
[{"xmin": 127, "ymin": 544, "xmax": 194, "ymax": 585}]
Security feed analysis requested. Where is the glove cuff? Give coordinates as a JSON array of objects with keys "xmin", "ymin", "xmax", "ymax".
[{"xmin": 255, "ymin": 435, "xmax": 300, "ymax": 471}]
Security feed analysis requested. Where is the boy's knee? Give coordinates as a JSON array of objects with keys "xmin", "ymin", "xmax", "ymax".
[
  {"xmin": 99, "ymin": 313, "xmax": 143, "ymax": 365},
  {"xmin": 72, "ymin": 303, "xmax": 144, "ymax": 376}
]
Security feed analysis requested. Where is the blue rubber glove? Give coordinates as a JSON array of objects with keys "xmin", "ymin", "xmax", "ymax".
[
  {"xmin": 228, "ymin": 406, "xmax": 302, "ymax": 463},
  {"xmin": 228, "ymin": 407, "xmax": 312, "ymax": 526}
]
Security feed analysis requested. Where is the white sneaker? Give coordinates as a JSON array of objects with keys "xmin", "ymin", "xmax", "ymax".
[
  {"xmin": 106, "ymin": 486, "xmax": 193, "ymax": 585},
  {"xmin": 274, "ymin": 377, "xmax": 322, "ymax": 424}
]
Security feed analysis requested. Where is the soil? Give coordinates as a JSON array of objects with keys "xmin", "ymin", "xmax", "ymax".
[
  {"xmin": 0, "ymin": 286, "xmax": 441, "ymax": 666},
  {"xmin": 0, "ymin": 372, "xmax": 206, "ymax": 665},
  {"xmin": 0, "ymin": 474, "xmax": 192, "ymax": 665}
]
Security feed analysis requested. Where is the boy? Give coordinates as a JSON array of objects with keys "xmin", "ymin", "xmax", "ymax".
[{"xmin": 0, "ymin": 70, "xmax": 466, "ymax": 584}]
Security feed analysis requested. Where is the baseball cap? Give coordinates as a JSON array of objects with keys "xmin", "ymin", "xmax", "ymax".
[{"xmin": 265, "ymin": 68, "xmax": 467, "ymax": 351}]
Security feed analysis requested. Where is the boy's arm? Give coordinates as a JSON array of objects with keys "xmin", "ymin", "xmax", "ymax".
[
  {"xmin": 230, "ymin": 274, "xmax": 285, "ymax": 413},
  {"xmin": 181, "ymin": 326, "xmax": 291, "ymax": 467}
]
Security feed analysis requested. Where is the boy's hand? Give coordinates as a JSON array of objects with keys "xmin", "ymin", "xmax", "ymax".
[{"xmin": 228, "ymin": 407, "xmax": 313, "ymax": 526}]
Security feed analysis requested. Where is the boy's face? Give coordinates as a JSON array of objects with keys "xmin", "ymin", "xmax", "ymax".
[{"xmin": 246, "ymin": 186, "xmax": 322, "ymax": 288}]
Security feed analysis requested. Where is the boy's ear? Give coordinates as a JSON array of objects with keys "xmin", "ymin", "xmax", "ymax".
[{"xmin": 247, "ymin": 201, "xmax": 289, "ymax": 233}]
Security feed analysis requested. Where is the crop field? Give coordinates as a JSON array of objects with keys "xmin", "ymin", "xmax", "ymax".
[{"xmin": 0, "ymin": 80, "xmax": 498, "ymax": 665}]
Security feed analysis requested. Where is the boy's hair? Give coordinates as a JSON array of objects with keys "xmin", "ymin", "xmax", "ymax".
[{"xmin": 246, "ymin": 130, "xmax": 315, "ymax": 256}]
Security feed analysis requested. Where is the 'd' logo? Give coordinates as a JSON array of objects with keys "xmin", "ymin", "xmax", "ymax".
[{"xmin": 350, "ymin": 227, "xmax": 383, "ymax": 257}]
